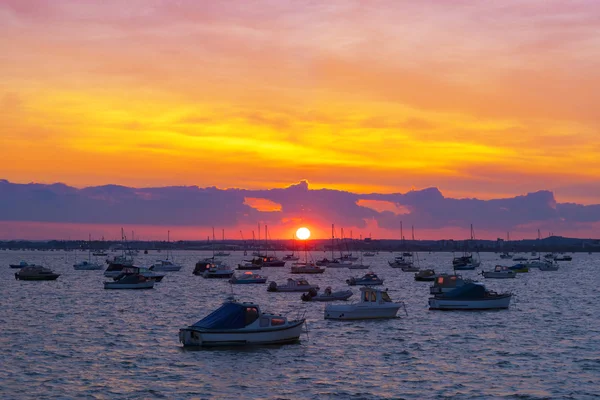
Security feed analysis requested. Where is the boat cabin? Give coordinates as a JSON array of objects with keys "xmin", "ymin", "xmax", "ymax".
[
  {"xmin": 191, "ymin": 301, "xmax": 288, "ymax": 330},
  {"xmin": 360, "ymin": 287, "xmax": 392, "ymax": 304},
  {"xmin": 430, "ymin": 274, "xmax": 468, "ymax": 294}
]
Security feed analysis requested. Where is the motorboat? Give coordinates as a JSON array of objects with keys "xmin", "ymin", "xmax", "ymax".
[
  {"xmin": 9, "ymin": 261, "xmax": 40, "ymax": 269},
  {"xmin": 346, "ymin": 272, "xmax": 384, "ymax": 286},
  {"xmin": 554, "ymin": 255, "xmax": 572, "ymax": 262},
  {"xmin": 103, "ymin": 255, "xmax": 134, "ymax": 277},
  {"xmin": 203, "ymin": 264, "xmax": 234, "ymax": 279},
  {"xmin": 236, "ymin": 262, "xmax": 262, "ymax": 271},
  {"xmin": 401, "ymin": 263, "xmax": 420, "ymax": 272},
  {"xmin": 243, "ymin": 256, "xmax": 285, "ymax": 268},
  {"xmin": 199, "ymin": 257, "xmax": 223, "ymax": 266},
  {"xmin": 73, "ymin": 260, "xmax": 103, "ymax": 270},
  {"xmin": 512, "ymin": 255, "xmax": 527, "ymax": 261},
  {"xmin": 525, "ymin": 259, "xmax": 554, "ymax": 269},
  {"xmin": 414, "ymin": 269, "xmax": 437, "ymax": 282},
  {"xmin": 194, "ymin": 261, "xmax": 215, "ymax": 275},
  {"xmin": 229, "ymin": 272, "xmax": 268, "ymax": 284},
  {"xmin": 178, "ymin": 297, "xmax": 305, "ymax": 347},
  {"xmin": 429, "ymin": 274, "xmax": 472, "ymax": 295},
  {"xmin": 137, "ymin": 267, "xmax": 165, "ymax": 282},
  {"xmin": 15, "ymin": 266, "xmax": 60, "ymax": 281},
  {"xmin": 538, "ymin": 262, "xmax": 559, "ymax": 271},
  {"xmin": 324, "ymin": 287, "xmax": 405, "ymax": 320},
  {"xmin": 428, "ymin": 282, "xmax": 512, "ymax": 310},
  {"xmin": 104, "ymin": 268, "xmax": 155, "ymax": 289},
  {"xmin": 291, "ymin": 263, "xmax": 325, "ymax": 274},
  {"xmin": 388, "ymin": 256, "xmax": 412, "ymax": 268},
  {"xmin": 301, "ymin": 287, "xmax": 353, "ymax": 302},
  {"xmin": 150, "ymin": 259, "xmax": 182, "ymax": 272},
  {"xmin": 508, "ymin": 264, "xmax": 529, "ymax": 273},
  {"xmin": 267, "ymin": 278, "xmax": 319, "ymax": 292},
  {"xmin": 481, "ymin": 265, "xmax": 517, "ymax": 279},
  {"xmin": 452, "ymin": 254, "xmax": 480, "ymax": 270}
]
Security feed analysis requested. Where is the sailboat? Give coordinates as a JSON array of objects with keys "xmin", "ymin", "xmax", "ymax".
[
  {"xmin": 73, "ymin": 234, "xmax": 104, "ymax": 270},
  {"xmin": 214, "ymin": 229, "xmax": 231, "ymax": 257},
  {"xmin": 151, "ymin": 231, "xmax": 183, "ymax": 271},
  {"xmin": 499, "ymin": 232, "xmax": 513, "ymax": 259},
  {"xmin": 452, "ymin": 224, "xmax": 481, "ymax": 270},
  {"xmin": 316, "ymin": 224, "xmax": 351, "ymax": 268},
  {"xmin": 283, "ymin": 235, "xmax": 300, "ymax": 261}
]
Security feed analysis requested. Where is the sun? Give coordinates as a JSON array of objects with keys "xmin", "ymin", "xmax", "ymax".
[{"xmin": 296, "ymin": 227, "xmax": 311, "ymax": 240}]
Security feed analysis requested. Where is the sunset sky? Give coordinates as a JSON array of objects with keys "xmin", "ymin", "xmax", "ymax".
[{"xmin": 1, "ymin": 1, "xmax": 600, "ymax": 239}]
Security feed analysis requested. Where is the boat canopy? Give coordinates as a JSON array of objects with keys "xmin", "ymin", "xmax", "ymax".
[
  {"xmin": 192, "ymin": 302, "xmax": 259, "ymax": 329},
  {"xmin": 444, "ymin": 282, "xmax": 486, "ymax": 298}
]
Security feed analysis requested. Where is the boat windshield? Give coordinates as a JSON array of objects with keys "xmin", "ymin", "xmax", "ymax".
[{"xmin": 381, "ymin": 291, "xmax": 392, "ymax": 302}]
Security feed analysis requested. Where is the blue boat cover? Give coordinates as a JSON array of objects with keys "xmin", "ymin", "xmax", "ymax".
[
  {"xmin": 444, "ymin": 282, "xmax": 486, "ymax": 298},
  {"xmin": 192, "ymin": 303, "xmax": 248, "ymax": 329}
]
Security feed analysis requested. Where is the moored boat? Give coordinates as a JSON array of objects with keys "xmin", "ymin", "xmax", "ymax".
[
  {"xmin": 73, "ymin": 260, "xmax": 103, "ymax": 270},
  {"xmin": 104, "ymin": 268, "xmax": 155, "ymax": 289},
  {"xmin": 291, "ymin": 263, "xmax": 325, "ymax": 274},
  {"xmin": 150, "ymin": 259, "xmax": 182, "ymax": 272},
  {"xmin": 554, "ymin": 255, "xmax": 572, "ymax": 262},
  {"xmin": 178, "ymin": 297, "xmax": 305, "ymax": 347},
  {"xmin": 428, "ymin": 282, "xmax": 511, "ymax": 310},
  {"xmin": 267, "ymin": 278, "xmax": 319, "ymax": 292},
  {"xmin": 203, "ymin": 264, "xmax": 234, "ymax": 279},
  {"xmin": 324, "ymin": 287, "xmax": 405, "ymax": 320},
  {"xmin": 414, "ymin": 269, "xmax": 437, "ymax": 282},
  {"xmin": 15, "ymin": 266, "xmax": 60, "ymax": 281},
  {"xmin": 481, "ymin": 265, "xmax": 517, "ymax": 279},
  {"xmin": 229, "ymin": 272, "xmax": 268, "ymax": 284},
  {"xmin": 508, "ymin": 263, "xmax": 529, "ymax": 273},
  {"xmin": 9, "ymin": 261, "xmax": 39, "ymax": 269},
  {"xmin": 301, "ymin": 287, "xmax": 353, "ymax": 302},
  {"xmin": 346, "ymin": 272, "xmax": 384, "ymax": 286}
]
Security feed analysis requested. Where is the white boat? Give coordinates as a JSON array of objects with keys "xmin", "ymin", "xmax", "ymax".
[
  {"xmin": 428, "ymin": 282, "xmax": 512, "ymax": 310},
  {"xmin": 74, "ymin": 234, "xmax": 104, "ymax": 270},
  {"xmin": 481, "ymin": 265, "xmax": 517, "ymax": 279},
  {"xmin": 324, "ymin": 287, "xmax": 405, "ymax": 320},
  {"xmin": 179, "ymin": 297, "xmax": 305, "ymax": 347},
  {"xmin": 104, "ymin": 269, "xmax": 155, "ymax": 289},
  {"xmin": 301, "ymin": 287, "xmax": 353, "ymax": 302},
  {"xmin": 151, "ymin": 259, "xmax": 182, "ymax": 272},
  {"xmin": 202, "ymin": 264, "xmax": 234, "ymax": 279},
  {"xmin": 73, "ymin": 260, "xmax": 103, "ymax": 270},
  {"xmin": 228, "ymin": 272, "xmax": 268, "ymax": 284},
  {"xmin": 267, "ymin": 278, "xmax": 319, "ymax": 292},
  {"xmin": 346, "ymin": 272, "xmax": 384, "ymax": 286},
  {"xmin": 291, "ymin": 263, "xmax": 325, "ymax": 274},
  {"xmin": 538, "ymin": 262, "xmax": 559, "ymax": 271}
]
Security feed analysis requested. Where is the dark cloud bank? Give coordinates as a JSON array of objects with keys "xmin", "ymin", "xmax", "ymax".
[{"xmin": 0, "ymin": 179, "xmax": 599, "ymax": 233}]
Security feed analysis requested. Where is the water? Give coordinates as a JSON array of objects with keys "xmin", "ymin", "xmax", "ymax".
[{"xmin": 1, "ymin": 250, "xmax": 599, "ymax": 399}]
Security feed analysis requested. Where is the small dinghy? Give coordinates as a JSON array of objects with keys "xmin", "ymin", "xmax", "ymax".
[
  {"xmin": 324, "ymin": 287, "xmax": 405, "ymax": 320},
  {"xmin": 346, "ymin": 272, "xmax": 384, "ymax": 286},
  {"xmin": 481, "ymin": 265, "xmax": 516, "ymax": 279},
  {"xmin": 179, "ymin": 296, "xmax": 306, "ymax": 347},
  {"xmin": 15, "ymin": 266, "xmax": 60, "ymax": 281},
  {"xmin": 301, "ymin": 287, "xmax": 353, "ymax": 302},
  {"xmin": 267, "ymin": 278, "xmax": 319, "ymax": 292},
  {"xmin": 229, "ymin": 272, "xmax": 268, "ymax": 284},
  {"xmin": 414, "ymin": 269, "xmax": 437, "ymax": 282},
  {"xmin": 104, "ymin": 267, "xmax": 155, "ymax": 289}
]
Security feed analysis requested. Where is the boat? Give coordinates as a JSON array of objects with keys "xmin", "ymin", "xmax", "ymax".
[
  {"xmin": 428, "ymin": 281, "xmax": 512, "ymax": 310},
  {"xmin": 346, "ymin": 272, "xmax": 384, "ymax": 286},
  {"xmin": 194, "ymin": 260, "xmax": 216, "ymax": 275},
  {"xmin": 414, "ymin": 269, "xmax": 437, "ymax": 282},
  {"xmin": 290, "ymin": 263, "xmax": 325, "ymax": 274},
  {"xmin": 228, "ymin": 272, "xmax": 268, "ymax": 284},
  {"xmin": 15, "ymin": 266, "xmax": 60, "ymax": 281},
  {"xmin": 103, "ymin": 255, "xmax": 135, "ymax": 277},
  {"xmin": 202, "ymin": 263, "xmax": 234, "ymax": 279},
  {"xmin": 92, "ymin": 251, "xmax": 108, "ymax": 257},
  {"xmin": 363, "ymin": 252, "xmax": 376, "ymax": 257},
  {"xmin": 151, "ymin": 231, "xmax": 183, "ymax": 271},
  {"xmin": 9, "ymin": 261, "xmax": 39, "ymax": 269},
  {"xmin": 388, "ymin": 256, "xmax": 413, "ymax": 269},
  {"xmin": 74, "ymin": 234, "xmax": 104, "ymax": 270},
  {"xmin": 104, "ymin": 267, "xmax": 155, "ymax": 289},
  {"xmin": 554, "ymin": 255, "xmax": 572, "ymax": 262},
  {"xmin": 267, "ymin": 278, "xmax": 319, "ymax": 292},
  {"xmin": 178, "ymin": 296, "xmax": 306, "ymax": 347},
  {"xmin": 73, "ymin": 260, "xmax": 103, "ymax": 271},
  {"xmin": 337, "ymin": 254, "xmax": 358, "ymax": 262},
  {"xmin": 429, "ymin": 274, "xmax": 472, "ymax": 295},
  {"xmin": 481, "ymin": 265, "xmax": 517, "ymax": 279},
  {"xmin": 324, "ymin": 287, "xmax": 405, "ymax": 320},
  {"xmin": 236, "ymin": 261, "xmax": 262, "ymax": 271},
  {"xmin": 524, "ymin": 259, "xmax": 553, "ymax": 269},
  {"xmin": 512, "ymin": 255, "xmax": 528, "ymax": 261},
  {"xmin": 301, "ymin": 287, "xmax": 353, "ymax": 302},
  {"xmin": 151, "ymin": 259, "xmax": 182, "ymax": 272},
  {"xmin": 538, "ymin": 262, "xmax": 559, "ymax": 271},
  {"xmin": 137, "ymin": 267, "xmax": 165, "ymax": 282},
  {"xmin": 282, "ymin": 254, "xmax": 300, "ymax": 261},
  {"xmin": 316, "ymin": 258, "xmax": 351, "ymax": 268},
  {"xmin": 508, "ymin": 264, "xmax": 529, "ymax": 273},
  {"xmin": 347, "ymin": 263, "xmax": 370, "ymax": 270},
  {"xmin": 499, "ymin": 252, "xmax": 513, "ymax": 259}
]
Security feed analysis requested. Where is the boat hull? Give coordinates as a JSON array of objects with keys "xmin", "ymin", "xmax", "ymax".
[
  {"xmin": 104, "ymin": 281, "xmax": 155, "ymax": 289},
  {"xmin": 429, "ymin": 295, "xmax": 511, "ymax": 310},
  {"xmin": 179, "ymin": 320, "xmax": 304, "ymax": 347},
  {"xmin": 324, "ymin": 304, "xmax": 401, "ymax": 320},
  {"xmin": 15, "ymin": 274, "xmax": 60, "ymax": 281}
]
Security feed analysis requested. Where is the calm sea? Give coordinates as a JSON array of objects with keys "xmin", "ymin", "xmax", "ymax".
[{"xmin": 1, "ymin": 250, "xmax": 598, "ymax": 399}]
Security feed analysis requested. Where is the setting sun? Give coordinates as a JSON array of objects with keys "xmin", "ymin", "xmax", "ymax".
[{"xmin": 296, "ymin": 227, "xmax": 311, "ymax": 240}]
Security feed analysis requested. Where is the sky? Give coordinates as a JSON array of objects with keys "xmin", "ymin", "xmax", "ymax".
[{"xmin": 1, "ymin": 1, "xmax": 600, "ymax": 239}]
